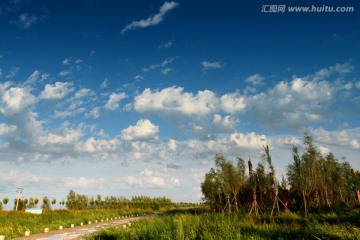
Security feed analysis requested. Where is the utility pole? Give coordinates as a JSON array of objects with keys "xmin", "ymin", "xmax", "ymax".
[{"xmin": 15, "ymin": 187, "xmax": 23, "ymax": 211}]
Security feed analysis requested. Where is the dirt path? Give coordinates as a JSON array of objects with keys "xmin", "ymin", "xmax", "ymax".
[{"xmin": 11, "ymin": 215, "xmax": 149, "ymax": 240}]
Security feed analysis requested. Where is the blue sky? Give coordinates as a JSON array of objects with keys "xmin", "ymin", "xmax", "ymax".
[{"xmin": 0, "ymin": 0, "xmax": 359, "ymax": 206}]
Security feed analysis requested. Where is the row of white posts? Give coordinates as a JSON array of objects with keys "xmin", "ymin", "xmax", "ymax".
[{"xmin": 0, "ymin": 213, "xmax": 146, "ymax": 239}]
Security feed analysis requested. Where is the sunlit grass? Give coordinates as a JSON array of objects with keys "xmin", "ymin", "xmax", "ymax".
[
  {"xmin": 88, "ymin": 210, "xmax": 360, "ymax": 240},
  {"xmin": 0, "ymin": 209, "xmax": 152, "ymax": 239}
]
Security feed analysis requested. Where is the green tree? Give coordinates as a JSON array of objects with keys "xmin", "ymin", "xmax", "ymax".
[
  {"xmin": 27, "ymin": 197, "xmax": 36, "ymax": 208},
  {"xmin": 2, "ymin": 197, "xmax": 9, "ymax": 210},
  {"xmin": 201, "ymin": 154, "xmax": 247, "ymax": 213},
  {"xmin": 13, "ymin": 198, "xmax": 26, "ymax": 211},
  {"xmin": 42, "ymin": 196, "xmax": 51, "ymax": 210},
  {"xmin": 34, "ymin": 197, "xmax": 39, "ymax": 208},
  {"xmin": 287, "ymin": 134, "xmax": 356, "ymax": 213}
]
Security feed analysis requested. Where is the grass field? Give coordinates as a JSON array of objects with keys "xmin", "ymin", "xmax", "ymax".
[
  {"xmin": 88, "ymin": 208, "xmax": 360, "ymax": 240},
  {"xmin": 2, "ymin": 207, "xmax": 360, "ymax": 239},
  {"xmin": 0, "ymin": 209, "xmax": 152, "ymax": 239}
]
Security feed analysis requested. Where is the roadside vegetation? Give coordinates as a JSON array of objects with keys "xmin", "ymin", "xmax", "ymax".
[
  {"xmin": 0, "ymin": 193, "xmax": 186, "ymax": 239},
  {"xmin": 0, "ymin": 208, "xmax": 153, "ymax": 239},
  {"xmin": 88, "ymin": 208, "xmax": 360, "ymax": 240}
]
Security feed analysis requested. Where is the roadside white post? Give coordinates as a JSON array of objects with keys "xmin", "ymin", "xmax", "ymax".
[
  {"xmin": 59, "ymin": 226, "xmax": 63, "ymax": 230},
  {"xmin": 71, "ymin": 224, "xmax": 74, "ymax": 228},
  {"xmin": 25, "ymin": 230, "xmax": 30, "ymax": 237},
  {"xmin": 44, "ymin": 228, "xmax": 49, "ymax": 233},
  {"xmin": 0, "ymin": 235, "xmax": 5, "ymax": 240}
]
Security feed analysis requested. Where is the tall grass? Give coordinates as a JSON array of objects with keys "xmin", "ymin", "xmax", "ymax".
[
  {"xmin": 0, "ymin": 209, "xmax": 151, "ymax": 239},
  {"xmin": 88, "ymin": 211, "xmax": 360, "ymax": 240}
]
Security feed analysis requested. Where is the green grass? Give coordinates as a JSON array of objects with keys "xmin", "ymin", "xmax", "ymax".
[
  {"xmin": 0, "ymin": 209, "xmax": 152, "ymax": 239},
  {"xmin": 87, "ymin": 210, "xmax": 360, "ymax": 240}
]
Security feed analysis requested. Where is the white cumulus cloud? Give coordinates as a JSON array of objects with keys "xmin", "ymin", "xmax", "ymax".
[
  {"xmin": 104, "ymin": 92, "xmax": 127, "ymax": 111},
  {"xmin": 0, "ymin": 87, "xmax": 36, "ymax": 115},
  {"xmin": 133, "ymin": 86, "xmax": 218, "ymax": 117},
  {"xmin": 39, "ymin": 82, "xmax": 74, "ymax": 100},
  {"xmin": 121, "ymin": 119, "xmax": 159, "ymax": 141}
]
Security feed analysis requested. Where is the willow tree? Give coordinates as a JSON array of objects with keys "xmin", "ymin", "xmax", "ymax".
[
  {"xmin": 201, "ymin": 153, "xmax": 247, "ymax": 213},
  {"xmin": 287, "ymin": 134, "xmax": 357, "ymax": 214}
]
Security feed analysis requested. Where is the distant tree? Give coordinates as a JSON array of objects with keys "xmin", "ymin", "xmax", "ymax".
[
  {"xmin": 42, "ymin": 196, "xmax": 51, "ymax": 210},
  {"xmin": 13, "ymin": 198, "xmax": 26, "ymax": 211},
  {"xmin": 0, "ymin": 201, "xmax": 2, "ymax": 210},
  {"xmin": 34, "ymin": 197, "xmax": 39, "ymax": 208},
  {"xmin": 51, "ymin": 198, "xmax": 56, "ymax": 206},
  {"xmin": 27, "ymin": 197, "xmax": 36, "ymax": 208},
  {"xmin": 3, "ymin": 197, "xmax": 9, "ymax": 210}
]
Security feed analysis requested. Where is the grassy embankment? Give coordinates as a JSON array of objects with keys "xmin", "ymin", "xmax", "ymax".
[
  {"xmin": 88, "ymin": 207, "xmax": 360, "ymax": 240},
  {"xmin": 0, "ymin": 208, "xmax": 152, "ymax": 239}
]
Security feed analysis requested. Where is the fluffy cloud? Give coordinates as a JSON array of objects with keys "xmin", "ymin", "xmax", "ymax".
[
  {"xmin": 73, "ymin": 88, "xmax": 93, "ymax": 99},
  {"xmin": 167, "ymin": 138, "xmax": 177, "ymax": 152},
  {"xmin": 59, "ymin": 70, "xmax": 72, "ymax": 77},
  {"xmin": 77, "ymin": 137, "xmax": 119, "ymax": 153},
  {"xmin": 39, "ymin": 82, "xmax": 74, "ymax": 100},
  {"xmin": 123, "ymin": 169, "xmax": 181, "ymax": 188},
  {"xmin": 0, "ymin": 87, "xmax": 36, "ymax": 115},
  {"xmin": 220, "ymin": 92, "xmax": 246, "ymax": 114},
  {"xmin": 246, "ymin": 74, "xmax": 264, "ymax": 85},
  {"xmin": 248, "ymin": 77, "xmax": 334, "ymax": 130},
  {"xmin": 38, "ymin": 128, "xmax": 83, "ymax": 148},
  {"xmin": 133, "ymin": 86, "xmax": 218, "ymax": 117},
  {"xmin": 311, "ymin": 127, "xmax": 360, "ymax": 150},
  {"xmin": 89, "ymin": 107, "xmax": 101, "ymax": 119},
  {"xmin": 228, "ymin": 132, "xmax": 267, "ymax": 148},
  {"xmin": 121, "ymin": 119, "xmax": 159, "ymax": 141},
  {"xmin": 0, "ymin": 123, "xmax": 17, "ymax": 136},
  {"xmin": 121, "ymin": 1, "xmax": 179, "ymax": 34},
  {"xmin": 212, "ymin": 114, "xmax": 239, "ymax": 133},
  {"xmin": 104, "ymin": 92, "xmax": 127, "ymax": 111}
]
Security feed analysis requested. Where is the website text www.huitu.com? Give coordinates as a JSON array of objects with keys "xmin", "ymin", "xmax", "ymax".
[{"xmin": 261, "ymin": 5, "xmax": 355, "ymax": 13}]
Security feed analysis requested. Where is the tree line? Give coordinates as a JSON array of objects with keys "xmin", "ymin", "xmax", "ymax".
[
  {"xmin": 201, "ymin": 134, "xmax": 360, "ymax": 215},
  {"xmin": 65, "ymin": 190, "xmax": 173, "ymax": 210},
  {"xmin": 0, "ymin": 191, "xmax": 175, "ymax": 211},
  {"xmin": 0, "ymin": 196, "xmax": 55, "ymax": 211}
]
